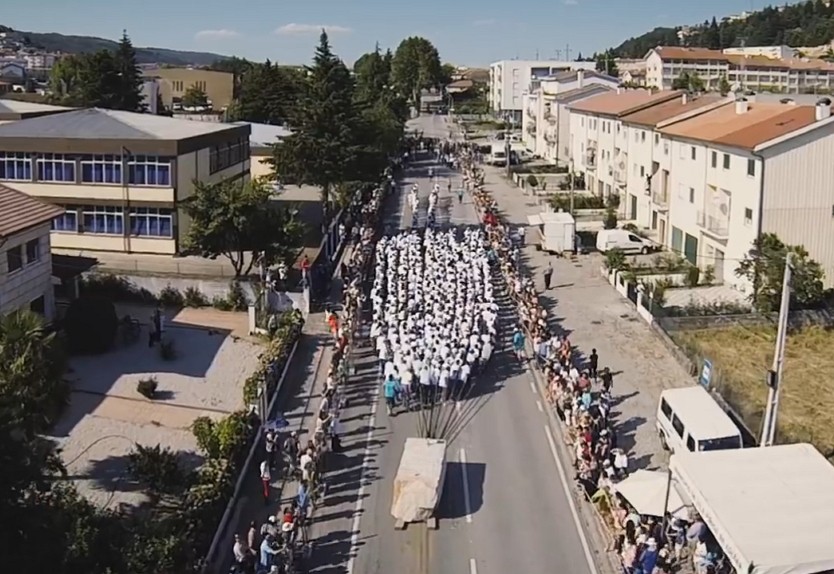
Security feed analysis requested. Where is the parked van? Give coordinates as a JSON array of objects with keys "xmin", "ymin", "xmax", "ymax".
[
  {"xmin": 656, "ymin": 386, "xmax": 743, "ymax": 454},
  {"xmin": 487, "ymin": 142, "xmax": 507, "ymax": 166},
  {"xmin": 596, "ymin": 228, "xmax": 656, "ymax": 254}
]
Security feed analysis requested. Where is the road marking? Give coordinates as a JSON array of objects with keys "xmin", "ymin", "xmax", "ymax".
[
  {"xmin": 536, "ymin": 399, "xmax": 544, "ymax": 412},
  {"xmin": 470, "ymin": 558, "xmax": 478, "ymax": 574},
  {"xmin": 543, "ymin": 425, "xmax": 599, "ymax": 574},
  {"xmin": 529, "ymin": 380, "xmax": 537, "ymax": 393},
  {"xmin": 455, "ymin": 400, "xmax": 462, "ymax": 414},
  {"xmin": 459, "ymin": 448, "xmax": 473, "ymax": 524},
  {"xmin": 345, "ymin": 381, "xmax": 381, "ymax": 574}
]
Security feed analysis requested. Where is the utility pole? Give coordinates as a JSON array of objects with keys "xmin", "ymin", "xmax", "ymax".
[
  {"xmin": 564, "ymin": 44, "xmax": 572, "ymax": 61},
  {"xmin": 554, "ymin": 49, "xmax": 563, "ymax": 60},
  {"xmin": 569, "ymin": 160, "xmax": 575, "ymax": 215},
  {"xmin": 760, "ymin": 251, "xmax": 793, "ymax": 447}
]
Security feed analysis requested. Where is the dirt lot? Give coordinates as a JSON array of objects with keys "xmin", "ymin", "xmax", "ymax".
[{"xmin": 674, "ymin": 324, "xmax": 834, "ymax": 460}]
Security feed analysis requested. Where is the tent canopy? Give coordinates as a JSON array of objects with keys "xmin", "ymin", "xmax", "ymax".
[
  {"xmin": 611, "ymin": 469, "xmax": 689, "ymax": 520},
  {"xmin": 671, "ymin": 444, "xmax": 834, "ymax": 574}
]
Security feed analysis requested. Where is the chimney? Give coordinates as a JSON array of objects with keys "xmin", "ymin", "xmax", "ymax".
[
  {"xmin": 577, "ymin": 69, "xmax": 584, "ymax": 88},
  {"xmin": 735, "ymin": 97, "xmax": 748, "ymax": 115},
  {"xmin": 681, "ymin": 92, "xmax": 688, "ymax": 105},
  {"xmin": 816, "ymin": 98, "xmax": 832, "ymax": 121}
]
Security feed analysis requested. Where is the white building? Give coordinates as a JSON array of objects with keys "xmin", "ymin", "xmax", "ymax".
[
  {"xmin": 549, "ymin": 85, "xmax": 615, "ymax": 165},
  {"xmin": 658, "ymin": 96, "xmax": 834, "ymax": 288},
  {"xmin": 489, "ymin": 59, "xmax": 595, "ymax": 123},
  {"xmin": 0, "ymin": 184, "xmax": 64, "ymax": 322},
  {"xmin": 722, "ymin": 45, "xmax": 797, "ymax": 60},
  {"xmin": 567, "ymin": 90, "xmax": 682, "ymax": 199}
]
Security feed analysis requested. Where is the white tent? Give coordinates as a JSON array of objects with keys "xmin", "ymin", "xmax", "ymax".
[
  {"xmin": 611, "ymin": 469, "xmax": 690, "ymax": 520},
  {"xmin": 670, "ymin": 444, "xmax": 834, "ymax": 574}
]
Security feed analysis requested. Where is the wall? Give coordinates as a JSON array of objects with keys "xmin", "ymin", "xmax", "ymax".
[
  {"xmin": 624, "ymin": 124, "xmax": 654, "ymax": 225},
  {"xmin": 151, "ymin": 69, "xmax": 234, "ymax": 111},
  {"xmin": 0, "ymin": 223, "xmax": 55, "ymax": 321},
  {"xmin": 51, "ymin": 232, "xmax": 176, "ymax": 255},
  {"xmin": 12, "ymin": 181, "xmax": 175, "ymax": 203},
  {"xmin": 250, "ymin": 155, "xmax": 272, "ymax": 180},
  {"xmin": 761, "ymin": 120, "xmax": 834, "ymax": 287}
]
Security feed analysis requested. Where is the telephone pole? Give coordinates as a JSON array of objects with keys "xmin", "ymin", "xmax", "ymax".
[
  {"xmin": 564, "ymin": 44, "xmax": 572, "ymax": 61},
  {"xmin": 760, "ymin": 251, "xmax": 793, "ymax": 447}
]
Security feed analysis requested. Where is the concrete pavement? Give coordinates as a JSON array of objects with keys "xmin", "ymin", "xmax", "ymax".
[{"xmin": 304, "ymin": 114, "xmax": 603, "ymax": 574}]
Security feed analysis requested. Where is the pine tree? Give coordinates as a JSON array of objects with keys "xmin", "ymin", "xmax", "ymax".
[{"xmin": 113, "ymin": 30, "xmax": 146, "ymax": 112}]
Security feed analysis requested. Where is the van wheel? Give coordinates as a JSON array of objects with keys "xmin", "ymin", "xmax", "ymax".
[
  {"xmin": 640, "ymin": 246, "xmax": 649, "ymax": 254},
  {"xmin": 659, "ymin": 432, "xmax": 669, "ymax": 451}
]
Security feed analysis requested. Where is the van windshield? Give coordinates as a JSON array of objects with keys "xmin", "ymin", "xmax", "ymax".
[
  {"xmin": 493, "ymin": 152, "xmax": 506, "ymax": 158},
  {"xmin": 698, "ymin": 436, "xmax": 741, "ymax": 451}
]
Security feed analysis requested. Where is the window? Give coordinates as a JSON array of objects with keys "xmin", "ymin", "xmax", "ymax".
[
  {"xmin": 686, "ymin": 435, "xmax": 696, "ymax": 451},
  {"xmin": 689, "ymin": 187, "xmax": 695, "ymax": 203},
  {"xmin": 654, "ymin": 133, "xmax": 659, "ymax": 145},
  {"xmin": 52, "ymin": 209, "xmax": 78, "ymax": 232},
  {"xmin": 81, "ymin": 155, "xmax": 122, "ymax": 184},
  {"xmin": 209, "ymin": 139, "xmax": 249, "ymax": 174},
  {"xmin": 671, "ymin": 226, "xmax": 683, "ymax": 253},
  {"xmin": 744, "ymin": 208, "xmax": 753, "ymax": 225},
  {"xmin": 641, "ymin": 131, "xmax": 646, "ymax": 142},
  {"xmin": 660, "ymin": 398, "xmax": 672, "ymax": 418},
  {"xmin": 634, "ymin": 130, "xmax": 639, "ymax": 142},
  {"xmin": 678, "ymin": 144, "xmax": 686, "ymax": 159},
  {"xmin": 581, "ymin": 117, "xmax": 584, "ymax": 127},
  {"xmin": 6, "ymin": 245, "xmax": 23, "ymax": 273},
  {"xmin": 671, "ymin": 414, "xmax": 685, "ymax": 437},
  {"xmin": 36, "ymin": 153, "xmax": 76, "ymax": 182},
  {"xmin": 128, "ymin": 155, "xmax": 172, "ymax": 186},
  {"xmin": 0, "ymin": 152, "xmax": 32, "ymax": 181},
  {"xmin": 129, "ymin": 207, "xmax": 174, "ymax": 237},
  {"xmin": 690, "ymin": 146, "xmax": 696, "ymax": 160},
  {"xmin": 640, "ymin": 165, "xmax": 645, "ymax": 177},
  {"xmin": 677, "ymin": 183, "xmax": 687, "ymax": 200},
  {"xmin": 723, "ymin": 153, "xmax": 730, "ymax": 169},
  {"xmin": 747, "ymin": 159, "xmax": 755, "ymax": 176},
  {"xmin": 82, "ymin": 205, "xmax": 124, "ymax": 234},
  {"xmin": 25, "ymin": 238, "xmax": 39, "ymax": 263},
  {"xmin": 711, "ymin": 151, "xmax": 717, "ymax": 168}
]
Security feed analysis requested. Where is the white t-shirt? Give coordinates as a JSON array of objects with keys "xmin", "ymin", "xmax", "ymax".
[{"xmin": 460, "ymin": 364, "xmax": 471, "ymax": 383}]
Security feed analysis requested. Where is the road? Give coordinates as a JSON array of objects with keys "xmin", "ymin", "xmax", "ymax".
[{"xmin": 305, "ymin": 113, "xmax": 601, "ymax": 574}]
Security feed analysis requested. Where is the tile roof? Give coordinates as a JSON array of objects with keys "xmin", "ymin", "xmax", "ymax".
[
  {"xmin": 658, "ymin": 101, "xmax": 824, "ymax": 150},
  {"xmin": 621, "ymin": 93, "xmax": 724, "ymax": 127},
  {"xmin": 0, "ymin": 108, "xmax": 240, "ymax": 141},
  {"xmin": 0, "ymin": 184, "xmax": 64, "ymax": 238},
  {"xmin": 651, "ymin": 47, "xmax": 728, "ymax": 61},
  {"xmin": 651, "ymin": 46, "xmax": 834, "ymax": 72},
  {"xmin": 552, "ymin": 84, "xmax": 614, "ymax": 102},
  {"xmin": 568, "ymin": 89, "xmax": 682, "ymax": 117}
]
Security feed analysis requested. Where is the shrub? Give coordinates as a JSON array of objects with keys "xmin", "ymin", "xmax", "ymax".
[
  {"xmin": 211, "ymin": 295, "xmax": 233, "ymax": 311},
  {"xmin": 64, "ymin": 297, "xmax": 118, "ymax": 355},
  {"xmin": 526, "ymin": 174, "xmax": 539, "ymax": 188},
  {"xmin": 183, "ymin": 286, "xmax": 209, "ymax": 307},
  {"xmin": 159, "ymin": 339, "xmax": 177, "ymax": 361},
  {"xmin": 127, "ymin": 443, "xmax": 188, "ymax": 494},
  {"xmin": 703, "ymin": 265, "xmax": 716, "ymax": 285},
  {"xmin": 685, "ymin": 266, "xmax": 701, "ymax": 287},
  {"xmin": 137, "ymin": 376, "xmax": 159, "ymax": 399},
  {"xmin": 226, "ymin": 281, "xmax": 249, "ymax": 312},
  {"xmin": 604, "ymin": 248, "xmax": 627, "ymax": 271},
  {"xmin": 158, "ymin": 285, "xmax": 184, "ymax": 308},
  {"xmin": 549, "ymin": 193, "xmax": 605, "ymax": 211},
  {"xmin": 603, "ymin": 207, "xmax": 618, "ymax": 230}
]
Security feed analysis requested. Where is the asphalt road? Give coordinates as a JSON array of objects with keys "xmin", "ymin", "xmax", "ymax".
[{"xmin": 305, "ymin": 114, "xmax": 598, "ymax": 574}]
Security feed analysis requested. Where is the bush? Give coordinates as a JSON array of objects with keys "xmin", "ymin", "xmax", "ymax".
[
  {"xmin": 685, "ymin": 266, "xmax": 701, "ymax": 287},
  {"xmin": 127, "ymin": 444, "xmax": 188, "ymax": 494},
  {"xmin": 603, "ymin": 207, "xmax": 618, "ymax": 230},
  {"xmin": 64, "ymin": 297, "xmax": 118, "ymax": 355},
  {"xmin": 211, "ymin": 295, "xmax": 233, "ymax": 311},
  {"xmin": 137, "ymin": 376, "xmax": 159, "ymax": 398},
  {"xmin": 549, "ymin": 193, "xmax": 605, "ymax": 211},
  {"xmin": 183, "ymin": 286, "xmax": 209, "ymax": 307},
  {"xmin": 604, "ymin": 248, "xmax": 627, "ymax": 271},
  {"xmin": 526, "ymin": 174, "xmax": 539, "ymax": 188},
  {"xmin": 212, "ymin": 281, "xmax": 249, "ymax": 312},
  {"xmin": 159, "ymin": 339, "xmax": 177, "ymax": 361},
  {"xmin": 158, "ymin": 285, "xmax": 184, "ymax": 308},
  {"xmin": 703, "ymin": 265, "xmax": 715, "ymax": 285}
]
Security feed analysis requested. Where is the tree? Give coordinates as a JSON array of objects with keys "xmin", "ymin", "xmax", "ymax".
[
  {"xmin": 353, "ymin": 45, "xmax": 390, "ymax": 104},
  {"xmin": 595, "ymin": 49, "xmax": 619, "ymax": 77},
  {"xmin": 269, "ymin": 32, "xmax": 358, "ymax": 218},
  {"xmin": 391, "ymin": 36, "xmax": 442, "ymax": 104},
  {"xmin": 439, "ymin": 62, "xmax": 457, "ymax": 86},
  {"xmin": 181, "ymin": 84, "xmax": 209, "ymax": 108},
  {"xmin": 234, "ymin": 61, "xmax": 302, "ymax": 125},
  {"xmin": 735, "ymin": 233, "xmax": 825, "ymax": 313},
  {"xmin": 113, "ymin": 30, "xmax": 146, "ymax": 112},
  {"xmin": 718, "ymin": 74, "xmax": 732, "ymax": 95},
  {"xmin": 182, "ymin": 178, "xmax": 304, "ymax": 276}
]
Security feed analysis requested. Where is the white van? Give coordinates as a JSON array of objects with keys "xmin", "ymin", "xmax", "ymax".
[
  {"xmin": 487, "ymin": 142, "xmax": 507, "ymax": 166},
  {"xmin": 656, "ymin": 386, "xmax": 743, "ymax": 454},
  {"xmin": 596, "ymin": 228, "xmax": 655, "ymax": 254}
]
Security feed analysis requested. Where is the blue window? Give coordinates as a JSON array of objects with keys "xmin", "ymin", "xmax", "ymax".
[
  {"xmin": 37, "ymin": 154, "xmax": 76, "ymax": 182},
  {"xmin": 52, "ymin": 209, "xmax": 78, "ymax": 232},
  {"xmin": 0, "ymin": 152, "xmax": 32, "ymax": 181},
  {"xmin": 80, "ymin": 155, "xmax": 122, "ymax": 184},
  {"xmin": 82, "ymin": 205, "xmax": 124, "ymax": 234},
  {"xmin": 128, "ymin": 155, "xmax": 171, "ymax": 186},
  {"xmin": 129, "ymin": 207, "xmax": 173, "ymax": 238}
]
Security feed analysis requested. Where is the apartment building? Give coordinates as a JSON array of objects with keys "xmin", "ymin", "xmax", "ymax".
[
  {"xmin": 619, "ymin": 93, "xmax": 728, "ymax": 234},
  {"xmin": 657, "ymin": 97, "xmax": 834, "ymax": 288},
  {"xmin": 0, "ymin": 184, "xmax": 64, "ymax": 322},
  {"xmin": 723, "ymin": 45, "xmax": 797, "ymax": 60},
  {"xmin": 567, "ymin": 90, "xmax": 682, "ymax": 199},
  {"xmin": 144, "ymin": 68, "xmax": 234, "ymax": 111},
  {"xmin": 645, "ymin": 47, "xmax": 834, "ymax": 94},
  {"xmin": 489, "ymin": 59, "xmax": 595, "ymax": 123},
  {"xmin": 0, "ymin": 108, "xmax": 250, "ymax": 256}
]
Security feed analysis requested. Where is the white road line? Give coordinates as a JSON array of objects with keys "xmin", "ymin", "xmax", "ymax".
[
  {"xmin": 536, "ymin": 400, "xmax": 544, "ymax": 413},
  {"xmin": 455, "ymin": 401, "xmax": 462, "ymax": 414},
  {"xmin": 470, "ymin": 558, "xmax": 478, "ymax": 574},
  {"xmin": 543, "ymin": 425, "xmax": 599, "ymax": 574},
  {"xmin": 529, "ymin": 380, "xmax": 537, "ymax": 393},
  {"xmin": 345, "ymin": 382, "xmax": 381, "ymax": 574},
  {"xmin": 459, "ymin": 448, "xmax": 473, "ymax": 524}
]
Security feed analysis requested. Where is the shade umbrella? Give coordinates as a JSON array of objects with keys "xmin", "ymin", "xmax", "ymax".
[{"xmin": 611, "ymin": 469, "xmax": 689, "ymax": 520}]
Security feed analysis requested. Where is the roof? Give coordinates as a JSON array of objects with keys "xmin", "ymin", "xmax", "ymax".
[
  {"xmin": 0, "ymin": 99, "xmax": 72, "ymax": 120},
  {"xmin": 552, "ymin": 84, "xmax": 614, "ymax": 103},
  {"xmin": 0, "ymin": 183, "xmax": 64, "ymax": 237},
  {"xmin": 0, "ymin": 108, "xmax": 239, "ymax": 141},
  {"xmin": 568, "ymin": 89, "xmax": 682, "ymax": 117},
  {"xmin": 660, "ymin": 386, "xmax": 740, "ymax": 440},
  {"xmin": 621, "ymin": 93, "xmax": 723, "ymax": 127},
  {"xmin": 447, "ymin": 79, "xmax": 474, "ymax": 91},
  {"xmin": 658, "ymin": 101, "xmax": 822, "ymax": 150},
  {"xmin": 237, "ymin": 122, "xmax": 292, "ymax": 151},
  {"xmin": 650, "ymin": 46, "xmax": 834, "ymax": 72},
  {"xmin": 546, "ymin": 69, "xmax": 618, "ymax": 84},
  {"xmin": 671, "ymin": 443, "xmax": 834, "ymax": 574},
  {"xmin": 650, "ymin": 47, "xmax": 730, "ymax": 62}
]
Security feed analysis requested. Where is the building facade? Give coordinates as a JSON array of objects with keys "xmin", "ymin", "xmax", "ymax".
[
  {"xmin": 0, "ymin": 184, "xmax": 64, "ymax": 322},
  {"xmin": 144, "ymin": 68, "xmax": 235, "ymax": 112},
  {"xmin": 0, "ymin": 108, "xmax": 250, "ymax": 256}
]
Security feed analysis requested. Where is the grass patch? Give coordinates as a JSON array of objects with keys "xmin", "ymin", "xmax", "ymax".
[{"xmin": 675, "ymin": 325, "xmax": 834, "ymax": 459}]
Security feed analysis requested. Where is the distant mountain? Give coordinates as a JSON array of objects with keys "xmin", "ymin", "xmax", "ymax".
[{"xmin": 2, "ymin": 26, "xmax": 229, "ymax": 67}]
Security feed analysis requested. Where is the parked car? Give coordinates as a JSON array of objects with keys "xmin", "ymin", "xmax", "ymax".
[{"xmin": 595, "ymin": 228, "xmax": 657, "ymax": 254}]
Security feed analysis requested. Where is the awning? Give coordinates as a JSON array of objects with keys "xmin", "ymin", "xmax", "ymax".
[
  {"xmin": 611, "ymin": 470, "xmax": 689, "ymax": 520},
  {"xmin": 671, "ymin": 444, "xmax": 834, "ymax": 574}
]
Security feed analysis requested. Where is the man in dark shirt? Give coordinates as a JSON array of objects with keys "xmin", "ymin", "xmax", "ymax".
[{"xmin": 588, "ymin": 348, "xmax": 599, "ymax": 380}]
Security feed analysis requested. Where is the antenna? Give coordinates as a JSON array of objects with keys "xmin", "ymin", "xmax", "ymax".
[
  {"xmin": 535, "ymin": 48, "xmax": 540, "ymax": 60},
  {"xmin": 554, "ymin": 49, "xmax": 563, "ymax": 60}
]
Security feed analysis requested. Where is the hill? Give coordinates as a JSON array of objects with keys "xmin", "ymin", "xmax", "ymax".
[
  {"xmin": 612, "ymin": 0, "xmax": 834, "ymax": 58},
  {"xmin": 3, "ymin": 26, "xmax": 229, "ymax": 66}
]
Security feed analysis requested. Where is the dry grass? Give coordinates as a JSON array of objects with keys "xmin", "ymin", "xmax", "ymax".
[{"xmin": 676, "ymin": 325, "xmax": 834, "ymax": 460}]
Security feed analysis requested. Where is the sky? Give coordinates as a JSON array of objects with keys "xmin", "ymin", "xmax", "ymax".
[{"xmin": 2, "ymin": 0, "xmax": 777, "ymax": 67}]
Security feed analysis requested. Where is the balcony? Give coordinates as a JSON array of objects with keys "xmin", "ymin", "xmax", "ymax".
[
  {"xmin": 613, "ymin": 169, "xmax": 626, "ymax": 186},
  {"xmin": 651, "ymin": 191, "xmax": 669, "ymax": 210},
  {"xmin": 697, "ymin": 210, "xmax": 730, "ymax": 239},
  {"xmin": 585, "ymin": 149, "xmax": 597, "ymax": 169}
]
